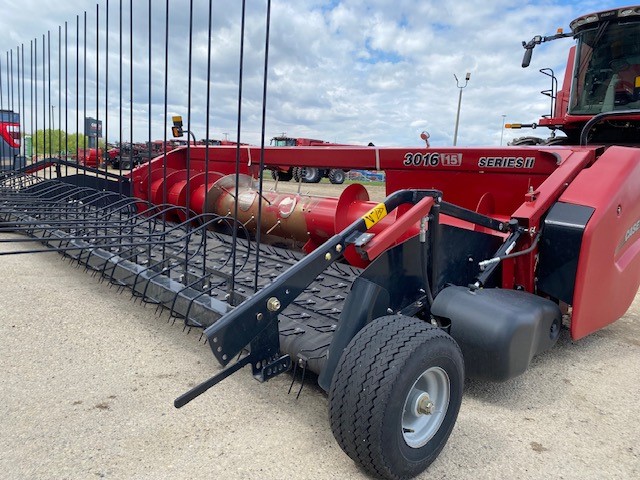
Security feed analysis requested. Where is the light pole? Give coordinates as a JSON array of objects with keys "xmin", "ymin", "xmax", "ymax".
[
  {"xmin": 500, "ymin": 114, "xmax": 506, "ymax": 145},
  {"xmin": 453, "ymin": 72, "xmax": 471, "ymax": 146}
]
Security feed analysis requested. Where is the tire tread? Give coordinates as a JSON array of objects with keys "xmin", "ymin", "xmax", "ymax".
[{"xmin": 329, "ymin": 315, "xmax": 462, "ymax": 479}]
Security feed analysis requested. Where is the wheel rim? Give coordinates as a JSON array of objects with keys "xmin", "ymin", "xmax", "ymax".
[
  {"xmin": 401, "ymin": 366, "xmax": 450, "ymax": 448},
  {"xmin": 303, "ymin": 168, "xmax": 318, "ymax": 181}
]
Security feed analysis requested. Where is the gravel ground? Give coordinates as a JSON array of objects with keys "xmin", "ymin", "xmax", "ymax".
[{"xmin": 1, "ymin": 182, "xmax": 639, "ymax": 479}]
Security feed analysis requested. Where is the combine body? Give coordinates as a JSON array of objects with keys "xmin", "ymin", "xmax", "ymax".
[
  {"xmin": 2, "ymin": 5, "xmax": 640, "ymax": 480},
  {"xmin": 129, "ymin": 140, "xmax": 640, "ymax": 344},
  {"xmin": 268, "ymin": 135, "xmax": 353, "ymax": 184},
  {"xmin": 0, "ymin": 110, "xmax": 24, "ymax": 171}
]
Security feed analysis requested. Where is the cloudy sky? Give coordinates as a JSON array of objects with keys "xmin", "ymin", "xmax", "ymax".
[{"xmin": 0, "ymin": 0, "xmax": 634, "ymax": 147}]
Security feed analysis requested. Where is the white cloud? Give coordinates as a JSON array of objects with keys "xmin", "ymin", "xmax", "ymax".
[{"xmin": 0, "ymin": 0, "xmax": 634, "ymax": 147}]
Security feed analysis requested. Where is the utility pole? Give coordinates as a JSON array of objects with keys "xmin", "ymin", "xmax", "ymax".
[
  {"xmin": 453, "ymin": 72, "xmax": 471, "ymax": 146},
  {"xmin": 500, "ymin": 114, "xmax": 506, "ymax": 145}
]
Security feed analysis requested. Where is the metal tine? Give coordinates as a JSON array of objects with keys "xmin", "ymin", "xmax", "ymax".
[
  {"xmin": 176, "ymin": 243, "xmax": 253, "ymax": 322},
  {"xmin": 105, "ymin": 213, "xmax": 235, "ymax": 293},
  {"xmin": 287, "ymin": 361, "xmax": 299, "ymax": 395},
  {"xmin": 296, "ymin": 360, "xmax": 308, "ymax": 400},
  {"xmin": 0, "ymin": 205, "xmax": 208, "ymax": 255},
  {"xmin": 0, "ymin": 178, "xmax": 69, "ymax": 197},
  {"xmin": 0, "ymin": 198, "xmax": 158, "ymax": 241},
  {"xmin": 0, "ymin": 190, "xmax": 128, "ymax": 219},
  {"xmin": 0, "ymin": 180, "xmax": 140, "ymax": 214},
  {"xmin": 91, "ymin": 214, "xmax": 217, "ymax": 303},
  {"xmin": 0, "ymin": 196, "xmax": 147, "ymax": 233},
  {"xmin": 0, "ymin": 182, "xmax": 95, "ymax": 204},
  {"xmin": 134, "ymin": 221, "xmax": 223, "ymax": 306}
]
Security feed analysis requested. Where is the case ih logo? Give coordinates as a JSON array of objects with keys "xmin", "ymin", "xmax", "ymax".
[{"xmin": 403, "ymin": 152, "xmax": 463, "ymax": 167}]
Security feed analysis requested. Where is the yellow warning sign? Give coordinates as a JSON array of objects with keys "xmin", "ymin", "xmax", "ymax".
[{"xmin": 362, "ymin": 203, "xmax": 388, "ymax": 229}]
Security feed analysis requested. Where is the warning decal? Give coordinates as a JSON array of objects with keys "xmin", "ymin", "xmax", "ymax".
[{"xmin": 362, "ymin": 203, "xmax": 388, "ymax": 229}]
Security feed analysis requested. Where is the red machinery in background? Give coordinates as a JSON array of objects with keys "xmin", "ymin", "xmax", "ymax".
[{"xmin": 267, "ymin": 135, "xmax": 357, "ymax": 184}]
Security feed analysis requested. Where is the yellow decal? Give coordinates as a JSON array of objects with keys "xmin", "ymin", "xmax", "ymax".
[
  {"xmin": 362, "ymin": 203, "xmax": 388, "ymax": 229},
  {"xmin": 635, "ymin": 76, "xmax": 640, "ymax": 88}
]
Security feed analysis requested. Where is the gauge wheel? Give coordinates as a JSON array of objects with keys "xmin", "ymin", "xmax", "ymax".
[{"xmin": 329, "ymin": 315, "xmax": 464, "ymax": 480}]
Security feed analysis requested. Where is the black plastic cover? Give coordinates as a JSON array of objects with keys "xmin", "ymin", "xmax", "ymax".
[
  {"xmin": 431, "ymin": 286, "xmax": 562, "ymax": 381},
  {"xmin": 538, "ymin": 202, "xmax": 594, "ymax": 304}
]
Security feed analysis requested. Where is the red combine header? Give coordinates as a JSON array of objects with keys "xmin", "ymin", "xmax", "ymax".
[{"xmin": 2, "ymin": 4, "xmax": 640, "ymax": 480}]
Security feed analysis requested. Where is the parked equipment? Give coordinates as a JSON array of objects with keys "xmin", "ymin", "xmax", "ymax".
[
  {"xmin": 269, "ymin": 135, "xmax": 352, "ymax": 184},
  {"xmin": 2, "ymin": 5, "xmax": 640, "ymax": 480},
  {"xmin": 0, "ymin": 110, "xmax": 24, "ymax": 171}
]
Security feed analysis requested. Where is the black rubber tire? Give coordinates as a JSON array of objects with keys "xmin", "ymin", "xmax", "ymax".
[
  {"xmin": 508, "ymin": 136, "xmax": 545, "ymax": 146},
  {"xmin": 301, "ymin": 167, "xmax": 322, "ymax": 183},
  {"xmin": 270, "ymin": 169, "xmax": 293, "ymax": 181},
  {"xmin": 329, "ymin": 315, "xmax": 464, "ymax": 480},
  {"xmin": 328, "ymin": 169, "xmax": 345, "ymax": 185},
  {"xmin": 292, "ymin": 167, "xmax": 302, "ymax": 182},
  {"xmin": 120, "ymin": 159, "xmax": 132, "ymax": 170}
]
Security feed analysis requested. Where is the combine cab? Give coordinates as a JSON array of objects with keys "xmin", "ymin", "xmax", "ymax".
[
  {"xmin": 513, "ymin": 6, "xmax": 640, "ymax": 145},
  {"xmin": 2, "ymin": 5, "xmax": 640, "ymax": 480}
]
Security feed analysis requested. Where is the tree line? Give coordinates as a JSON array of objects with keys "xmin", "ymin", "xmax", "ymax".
[{"xmin": 29, "ymin": 129, "xmax": 105, "ymax": 157}]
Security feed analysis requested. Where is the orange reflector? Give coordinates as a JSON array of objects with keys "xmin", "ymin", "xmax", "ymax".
[{"xmin": 505, "ymin": 123, "xmax": 521, "ymax": 129}]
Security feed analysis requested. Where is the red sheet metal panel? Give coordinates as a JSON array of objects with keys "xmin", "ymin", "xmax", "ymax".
[{"xmin": 559, "ymin": 146, "xmax": 640, "ymax": 339}]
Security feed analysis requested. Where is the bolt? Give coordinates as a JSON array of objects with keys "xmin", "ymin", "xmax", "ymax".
[
  {"xmin": 417, "ymin": 394, "xmax": 435, "ymax": 415},
  {"xmin": 325, "ymin": 252, "xmax": 332, "ymax": 261},
  {"xmin": 335, "ymin": 244, "xmax": 343, "ymax": 253},
  {"xmin": 267, "ymin": 297, "xmax": 281, "ymax": 312},
  {"xmin": 256, "ymin": 312, "xmax": 264, "ymax": 321}
]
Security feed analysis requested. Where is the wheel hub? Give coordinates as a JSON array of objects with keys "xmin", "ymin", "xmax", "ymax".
[
  {"xmin": 401, "ymin": 366, "xmax": 451, "ymax": 448},
  {"xmin": 416, "ymin": 393, "xmax": 435, "ymax": 415}
]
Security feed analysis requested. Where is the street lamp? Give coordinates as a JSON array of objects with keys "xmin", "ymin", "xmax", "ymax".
[
  {"xmin": 500, "ymin": 114, "xmax": 507, "ymax": 145},
  {"xmin": 453, "ymin": 72, "xmax": 471, "ymax": 146}
]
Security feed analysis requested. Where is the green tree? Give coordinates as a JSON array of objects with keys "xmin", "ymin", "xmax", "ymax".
[{"xmin": 31, "ymin": 129, "xmax": 105, "ymax": 158}]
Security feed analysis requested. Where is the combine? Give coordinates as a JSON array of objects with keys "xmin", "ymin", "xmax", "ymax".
[
  {"xmin": 268, "ymin": 135, "xmax": 353, "ymax": 184},
  {"xmin": 0, "ymin": 110, "xmax": 24, "ymax": 171},
  {"xmin": 1, "ymin": 5, "xmax": 640, "ymax": 480}
]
